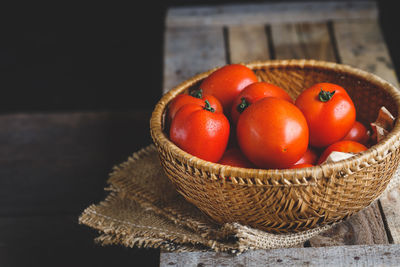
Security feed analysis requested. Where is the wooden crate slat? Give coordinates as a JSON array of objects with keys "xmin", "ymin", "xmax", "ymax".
[
  {"xmin": 333, "ymin": 18, "xmax": 400, "ymax": 244},
  {"xmin": 270, "ymin": 21, "xmax": 388, "ymax": 247},
  {"xmin": 228, "ymin": 25, "xmax": 270, "ymax": 63},
  {"xmin": 160, "ymin": 244, "xmax": 400, "ymax": 267},
  {"xmin": 167, "ymin": 1, "xmax": 377, "ymax": 27},
  {"xmin": 272, "ymin": 22, "xmax": 336, "ymax": 61},
  {"xmin": 163, "ymin": 26, "xmax": 226, "ymax": 93},
  {"xmin": 380, "ymin": 189, "xmax": 400, "ymax": 244},
  {"xmin": 334, "ymin": 19, "xmax": 399, "ymax": 86}
]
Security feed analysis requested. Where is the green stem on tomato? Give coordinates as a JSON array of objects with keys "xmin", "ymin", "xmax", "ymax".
[
  {"xmin": 203, "ymin": 100, "xmax": 215, "ymax": 112},
  {"xmin": 237, "ymin": 97, "xmax": 250, "ymax": 113},
  {"xmin": 318, "ymin": 89, "xmax": 336, "ymax": 102},
  {"xmin": 190, "ymin": 89, "xmax": 203, "ymax": 99}
]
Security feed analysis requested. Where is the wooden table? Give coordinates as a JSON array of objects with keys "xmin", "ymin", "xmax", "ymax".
[
  {"xmin": 160, "ymin": 1, "xmax": 400, "ymax": 266},
  {"xmin": 2, "ymin": 1, "xmax": 399, "ymax": 266}
]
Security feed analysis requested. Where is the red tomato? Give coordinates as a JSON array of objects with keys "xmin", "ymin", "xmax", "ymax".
[
  {"xmin": 170, "ymin": 101, "xmax": 230, "ymax": 163},
  {"xmin": 218, "ymin": 148, "xmax": 255, "ymax": 168},
  {"xmin": 289, "ymin": 163, "xmax": 314, "ymax": 169},
  {"xmin": 200, "ymin": 64, "xmax": 258, "ymax": 112},
  {"xmin": 342, "ymin": 121, "xmax": 370, "ymax": 145},
  {"xmin": 293, "ymin": 147, "xmax": 318, "ymax": 165},
  {"xmin": 317, "ymin": 140, "xmax": 367, "ymax": 165},
  {"xmin": 237, "ymin": 97, "xmax": 309, "ymax": 169},
  {"xmin": 167, "ymin": 89, "xmax": 223, "ymax": 124},
  {"xmin": 230, "ymin": 82, "xmax": 293, "ymax": 124},
  {"xmin": 295, "ymin": 83, "xmax": 356, "ymax": 148}
]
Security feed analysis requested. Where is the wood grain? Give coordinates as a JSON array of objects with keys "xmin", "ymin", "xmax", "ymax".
[
  {"xmin": 228, "ymin": 25, "xmax": 270, "ymax": 63},
  {"xmin": 272, "ymin": 22, "xmax": 336, "ymax": 61},
  {"xmin": 166, "ymin": 1, "xmax": 378, "ymax": 27},
  {"xmin": 161, "ymin": 244, "xmax": 400, "ymax": 267},
  {"xmin": 334, "ymin": 19, "xmax": 399, "ymax": 86},
  {"xmin": 333, "ymin": 19, "xmax": 400, "ymax": 244},
  {"xmin": 163, "ymin": 26, "xmax": 226, "ymax": 93}
]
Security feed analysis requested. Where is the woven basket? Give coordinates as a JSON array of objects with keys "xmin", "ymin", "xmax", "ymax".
[{"xmin": 150, "ymin": 59, "xmax": 400, "ymax": 233}]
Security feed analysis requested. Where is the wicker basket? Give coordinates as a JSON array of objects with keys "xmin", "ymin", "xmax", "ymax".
[{"xmin": 150, "ymin": 59, "xmax": 400, "ymax": 233}]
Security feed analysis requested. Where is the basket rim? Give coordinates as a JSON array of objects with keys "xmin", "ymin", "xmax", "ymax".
[{"xmin": 150, "ymin": 59, "xmax": 400, "ymax": 185}]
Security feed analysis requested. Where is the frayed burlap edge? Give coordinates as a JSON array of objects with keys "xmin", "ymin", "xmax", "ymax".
[
  {"xmin": 79, "ymin": 189, "xmax": 242, "ymax": 253},
  {"xmin": 79, "ymin": 145, "xmax": 400, "ymax": 253}
]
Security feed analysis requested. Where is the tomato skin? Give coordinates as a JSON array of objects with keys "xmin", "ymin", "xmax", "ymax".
[
  {"xmin": 170, "ymin": 103, "xmax": 230, "ymax": 163},
  {"xmin": 218, "ymin": 148, "xmax": 255, "ymax": 168},
  {"xmin": 295, "ymin": 83, "xmax": 356, "ymax": 148},
  {"xmin": 200, "ymin": 64, "xmax": 258, "ymax": 112},
  {"xmin": 293, "ymin": 147, "xmax": 318, "ymax": 165},
  {"xmin": 317, "ymin": 140, "xmax": 367, "ymax": 165},
  {"xmin": 289, "ymin": 163, "xmax": 314, "ymax": 169},
  {"xmin": 237, "ymin": 97, "xmax": 309, "ymax": 169},
  {"xmin": 167, "ymin": 92, "xmax": 223, "ymax": 124},
  {"xmin": 342, "ymin": 121, "xmax": 370, "ymax": 145},
  {"xmin": 230, "ymin": 82, "xmax": 293, "ymax": 124}
]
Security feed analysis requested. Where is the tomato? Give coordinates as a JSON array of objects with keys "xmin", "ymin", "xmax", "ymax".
[
  {"xmin": 167, "ymin": 89, "xmax": 223, "ymax": 125},
  {"xmin": 170, "ymin": 101, "xmax": 230, "ymax": 163},
  {"xmin": 293, "ymin": 147, "xmax": 318, "ymax": 166},
  {"xmin": 317, "ymin": 140, "xmax": 367, "ymax": 165},
  {"xmin": 218, "ymin": 147, "xmax": 255, "ymax": 168},
  {"xmin": 342, "ymin": 121, "xmax": 370, "ymax": 145},
  {"xmin": 237, "ymin": 97, "xmax": 309, "ymax": 169},
  {"xmin": 200, "ymin": 64, "xmax": 258, "ymax": 112},
  {"xmin": 295, "ymin": 83, "xmax": 356, "ymax": 148},
  {"xmin": 230, "ymin": 82, "xmax": 293, "ymax": 124},
  {"xmin": 289, "ymin": 163, "xmax": 314, "ymax": 169}
]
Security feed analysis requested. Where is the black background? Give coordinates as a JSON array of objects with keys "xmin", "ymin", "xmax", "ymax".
[
  {"xmin": 2, "ymin": 1, "xmax": 399, "ymax": 266},
  {"xmin": 3, "ymin": 0, "xmax": 398, "ymax": 113}
]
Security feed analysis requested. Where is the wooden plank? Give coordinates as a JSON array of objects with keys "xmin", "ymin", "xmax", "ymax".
[
  {"xmin": 160, "ymin": 244, "xmax": 400, "ymax": 267},
  {"xmin": 0, "ymin": 111, "xmax": 152, "ymax": 215},
  {"xmin": 271, "ymin": 21, "xmax": 389, "ymax": 246},
  {"xmin": 228, "ymin": 25, "xmax": 270, "ymax": 63},
  {"xmin": 334, "ymin": 19, "xmax": 399, "ymax": 86},
  {"xmin": 0, "ymin": 215, "xmax": 159, "ymax": 267},
  {"xmin": 167, "ymin": 1, "xmax": 377, "ymax": 27},
  {"xmin": 309, "ymin": 202, "xmax": 388, "ymax": 246},
  {"xmin": 272, "ymin": 23, "xmax": 336, "ymax": 61},
  {"xmin": 379, "ymin": 187, "xmax": 400, "ymax": 244},
  {"xmin": 163, "ymin": 26, "xmax": 226, "ymax": 93},
  {"xmin": 333, "ymin": 19, "xmax": 400, "ymax": 244}
]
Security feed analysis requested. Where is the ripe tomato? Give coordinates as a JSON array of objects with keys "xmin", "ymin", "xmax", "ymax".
[
  {"xmin": 167, "ymin": 89, "xmax": 223, "ymax": 124},
  {"xmin": 295, "ymin": 83, "xmax": 356, "ymax": 148},
  {"xmin": 289, "ymin": 163, "xmax": 314, "ymax": 169},
  {"xmin": 218, "ymin": 147, "xmax": 255, "ymax": 168},
  {"xmin": 170, "ymin": 101, "xmax": 230, "ymax": 163},
  {"xmin": 342, "ymin": 121, "xmax": 370, "ymax": 145},
  {"xmin": 317, "ymin": 140, "xmax": 367, "ymax": 165},
  {"xmin": 200, "ymin": 64, "xmax": 258, "ymax": 112},
  {"xmin": 237, "ymin": 97, "xmax": 309, "ymax": 169},
  {"xmin": 293, "ymin": 147, "xmax": 318, "ymax": 166},
  {"xmin": 230, "ymin": 82, "xmax": 293, "ymax": 124}
]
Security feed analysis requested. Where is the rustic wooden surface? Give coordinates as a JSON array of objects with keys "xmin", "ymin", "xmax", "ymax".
[
  {"xmin": 161, "ymin": 244, "xmax": 400, "ymax": 267},
  {"xmin": 161, "ymin": 0, "xmax": 400, "ymax": 265},
  {"xmin": 3, "ymin": 1, "xmax": 399, "ymax": 267}
]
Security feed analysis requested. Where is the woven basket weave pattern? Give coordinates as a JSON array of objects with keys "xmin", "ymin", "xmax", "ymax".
[{"xmin": 151, "ymin": 60, "xmax": 400, "ymax": 233}]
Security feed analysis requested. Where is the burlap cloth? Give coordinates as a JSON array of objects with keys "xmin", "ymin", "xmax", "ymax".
[{"xmin": 79, "ymin": 145, "xmax": 400, "ymax": 254}]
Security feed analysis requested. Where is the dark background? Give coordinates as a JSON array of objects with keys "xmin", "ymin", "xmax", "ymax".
[
  {"xmin": 3, "ymin": 0, "xmax": 399, "ymax": 114},
  {"xmin": 1, "ymin": 1, "xmax": 399, "ymax": 266}
]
